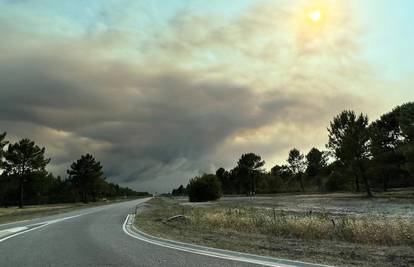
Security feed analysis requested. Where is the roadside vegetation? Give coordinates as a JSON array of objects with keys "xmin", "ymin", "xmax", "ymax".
[
  {"xmin": 152, "ymin": 102, "xmax": 414, "ymax": 266},
  {"xmin": 136, "ymin": 195, "xmax": 414, "ymax": 267},
  {"xmin": 171, "ymin": 103, "xmax": 414, "ymax": 201},
  {"xmin": 0, "ymin": 133, "xmax": 150, "ymax": 212}
]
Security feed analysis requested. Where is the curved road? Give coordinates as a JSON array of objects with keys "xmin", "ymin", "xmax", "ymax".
[{"xmin": 0, "ymin": 198, "xmax": 260, "ymax": 267}]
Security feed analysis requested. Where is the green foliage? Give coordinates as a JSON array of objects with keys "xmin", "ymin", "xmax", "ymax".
[
  {"xmin": 4, "ymin": 138, "xmax": 50, "ymax": 176},
  {"xmin": 67, "ymin": 154, "xmax": 104, "ymax": 203},
  {"xmin": 287, "ymin": 148, "xmax": 305, "ymax": 175},
  {"xmin": 178, "ymin": 103, "xmax": 413, "ymax": 197},
  {"xmin": 4, "ymin": 138, "xmax": 50, "ymax": 208},
  {"xmin": 327, "ymin": 111, "xmax": 370, "ymax": 163},
  {"xmin": 369, "ymin": 102, "xmax": 414, "ymax": 190},
  {"xmin": 287, "ymin": 148, "xmax": 306, "ymax": 192},
  {"xmin": 305, "ymin": 148, "xmax": 326, "ymax": 177},
  {"xmin": 0, "ymin": 132, "xmax": 8, "ymax": 169},
  {"xmin": 0, "ymin": 134, "xmax": 149, "ymax": 207},
  {"xmin": 236, "ymin": 153, "xmax": 265, "ymax": 195},
  {"xmin": 395, "ymin": 102, "xmax": 414, "ymax": 142},
  {"xmin": 305, "ymin": 148, "xmax": 327, "ymax": 191},
  {"xmin": 171, "ymin": 184, "xmax": 187, "ymax": 196},
  {"xmin": 215, "ymin": 167, "xmax": 233, "ymax": 194},
  {"xmin": 327, "ymin": 111, "xmax": 372, "ymax": 196},
  {"xmin": 187, "ymin": 174, "xmax": 221, "ymax": 202},
  {"xmin": 370, "ymin": 110, "xmax": 401, "ymax": 156}
]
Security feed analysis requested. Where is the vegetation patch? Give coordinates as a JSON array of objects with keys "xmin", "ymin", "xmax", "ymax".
[{"xmin": 136, "ymin": 197, "xmax": 414, "ymax": 267}]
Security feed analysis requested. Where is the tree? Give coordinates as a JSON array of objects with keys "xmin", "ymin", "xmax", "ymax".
[
  {"xmin": 237, "ymin": 153, "xmax": 265, "ymax": 195},
  {"xmin": 216, "ymin": 167, "xmax": 234, "ymax": 194},
  {"xmin": 327, "ymin": 111, "xmax": 372, "ymax": 196},
  {"xmin": 0, "ymin": 132, "xmax": 10, "ymax": 207},
  {"xmin": 171, "ymin": 185, "xmax": 186, "ymax": 196},
  {"xmin": 67, "ymin": 154, "xmax": 104, "ymax": 203},
  {"xmin": 370, "ymin": 110, "xmax": 404, "ymax": 191},
  {"xmin": 4, "ymin": 138, "xmax": 50, "ymax": 208},
  {"xmin": 306, "ymin": 148, "xmax": 327, "ymax": 191},
  {"xmin": 306, "ymin": 148, "xmax": 326, "ymax": 176},
  {"xmin": 271, "ymin": 164, "xmax": 292, "ymax": 179},
  {"xmin": 395, "ymin": 102, "xmax": 414, "ymax": 142},
  {"xmin": 0, "ymin": 132, "xmax": 7, "ymax": 169},
  {"xmin": 187, "ymin": 174, "xmax": 221, "ymax": 202},
  {"xmin": 287, "ymin": 148, "xmax": 306, "ymax": 192},
  {"xmin": 395, "ymin": 102, "xmax": 414, "ymax": 180}
]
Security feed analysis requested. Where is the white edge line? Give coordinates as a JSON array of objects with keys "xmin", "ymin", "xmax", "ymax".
[
  {"xmin": 0, "ymin": 212, "xmax": 94, "ymax": 243},
  {"xmin": 0, "ymin": 198, "xmax": 143, "ymax": 228},
  {"xmin": 122, "ymin": 214, "xmax": 325, "ymax": 267},
  {"xmin": 0, "ymin": 222, "xmax": 50, "ymax": 243},
  {"xmin": 0, "ymin": 219, "xmax": 30, "ymax": 227}
]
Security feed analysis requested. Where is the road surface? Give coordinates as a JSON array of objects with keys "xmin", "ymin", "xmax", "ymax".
[
  {"xmin": 0, "ymin": 199, "xmax": 326, "ymax": 267},
  {"xmin": 0, "ymin": 198, "xmax": 323, "ymax": 267}
]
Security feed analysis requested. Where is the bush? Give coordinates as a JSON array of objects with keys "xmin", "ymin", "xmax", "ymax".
[{"xmin": 187, "ymin": 174, "xmax": 221, "ymax": 202}]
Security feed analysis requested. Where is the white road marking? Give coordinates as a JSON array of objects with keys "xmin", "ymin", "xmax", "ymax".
[
  {"xmin": 123, "ymin": 214, "xmax": 329, "ymax": 267},
  {"xmin": 0, "ymin": 212, "xmax": 93, "ymax": 243},
  {"xmin": 0, "ymin": 219, "xmax": 30, "ymax": 227},
  {"xmin": 3, "ymin": 226, "xmax": 28, "ymax": 233}
]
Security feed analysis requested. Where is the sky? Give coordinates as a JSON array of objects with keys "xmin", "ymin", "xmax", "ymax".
[{"xmin": 0, "ymin": 0, "xmax": 413, "ymax": 193}]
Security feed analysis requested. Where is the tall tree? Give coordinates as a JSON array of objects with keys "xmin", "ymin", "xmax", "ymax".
[
  {"xmin": 395, "ymin": 102, "xmax": 414, "ymax": 142},
  {"xmin": 305, "ymin": 148, "xmax": 327, "ymax": 191},
  {"xmin": 287, "ymin": 148, "xmax": 306, "ymax": 192},
  {"xmin": 67, "ymin": 154, "xmax": 104, "ymax": 203},
  {"xmin": 4, "ymin": 138, "xmax": 50, "ymax": 208},
  {"xmin": 0, "ymin": 132, "xmax": 7, "ymax": 169},
  {"xmin": 327, "ymin": 111, "xmax": 372, "ymax": 196},
  {"xmin": 0, "ymin": 132, "xmax": 9, "ymax": 207},
  {"xmin": 306, "ymin": 148, "xmax": 326, "ymax": 176},
  {"xmin": 215, "ymin": 167, "xmax": 232, "ymax": 194},
  {"xmin": 237, "ymin": 153, "xmax": 265, "ymax": 195},
  {"xmin": 370, "ymin": 110, "xmax": 404, "ymax": 191},
  {"xmin": 395, "ymin": 102, "xmax": 414, "ymax": 179}
]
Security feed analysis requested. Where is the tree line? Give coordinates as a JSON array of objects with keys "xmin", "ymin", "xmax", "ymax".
[
  {"xmin": 173, "ymin": 102, "xmax": 414, "ymax": 200},
  {"xmin": 0, "ymin": 135, "xmax": 150, "ymax": 208}
]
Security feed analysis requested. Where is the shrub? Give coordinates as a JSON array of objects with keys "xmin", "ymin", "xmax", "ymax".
[{"xmin": 187, "ymin": 174, "xmax": 221, "ymax": 202}]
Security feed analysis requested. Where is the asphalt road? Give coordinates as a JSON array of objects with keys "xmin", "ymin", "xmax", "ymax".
[{"xmin": 0, "ymin": 198, "xmax": 261, "ymax": 267}]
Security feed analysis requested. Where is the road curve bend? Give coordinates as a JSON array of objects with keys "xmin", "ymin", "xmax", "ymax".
[{"xmin": 0, "ymin": 198, "xmax": 328, "ymax": 267}]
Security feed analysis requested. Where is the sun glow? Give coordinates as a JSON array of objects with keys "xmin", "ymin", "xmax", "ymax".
[{"xmin": 308, "ymin": 10, "xmax": 322, "ymax": 22}]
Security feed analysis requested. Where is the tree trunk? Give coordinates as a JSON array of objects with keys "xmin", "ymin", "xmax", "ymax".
[
  {"xmin": 357, "ymin": 161, "xmax": 372, "ymax": 197},
  {"xmin": 82, "ymin": 191, "xmax": 87, "ymax": 203},
  {"xmin": 19, "ymin": 177, "xmax": 24, "ymax": 208},
  {"xmin": 355, "ymin": 176, "xmax": 360, "ymax": 192},
  {"xmin": 299, "ymin": 174, "xmax": 305, "ymax": 192},
  {"xmin": 383, "ymin": 172, "xmax": 388, "ymax": 192},
  {"xmin": 251, "ymin": 173, "xmax": 256, "ymax": 195},
  {"xmin": 362, "ymin": 174, "xmax": 373, "ymax": 197}
]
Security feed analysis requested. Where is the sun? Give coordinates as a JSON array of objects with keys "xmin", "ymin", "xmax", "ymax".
[{"xmin": 308, "ymin": 10, "xmax": 322, "ymax": 22}]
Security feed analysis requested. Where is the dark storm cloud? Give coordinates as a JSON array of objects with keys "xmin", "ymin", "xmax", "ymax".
[
  {"xmin": 0, "ymin": 49, "xmax": 302, "ymax": 188},
  {"xmin": 0, "ymin": 0, "xmax": 377, "ymax": 192}
]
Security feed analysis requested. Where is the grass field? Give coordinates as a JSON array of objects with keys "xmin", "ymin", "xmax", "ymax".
[{"xmin": 135, "ymin": 191, "xmax": 414, "ymax": 267}]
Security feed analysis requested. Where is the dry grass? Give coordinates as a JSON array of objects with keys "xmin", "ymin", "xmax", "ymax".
[
  {"xmin": 136, "ymin": 196, "xmax": 414, "ymax": 267},
  {"xmin": 189, "ymin": 207, "xmax": 414, "ymax": 246}
]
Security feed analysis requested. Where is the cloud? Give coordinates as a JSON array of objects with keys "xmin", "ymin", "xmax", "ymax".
[{"xmin": 0, "ymin": 0, "xmax": 386, "ymax": 192}]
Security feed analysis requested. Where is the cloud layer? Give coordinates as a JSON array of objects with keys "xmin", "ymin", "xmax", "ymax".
[{"xmin": 0, "ymin": 0, "xmax": 389, "ymax": 192}]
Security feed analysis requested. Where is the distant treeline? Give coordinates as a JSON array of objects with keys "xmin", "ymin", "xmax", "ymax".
[
  {"xmin": 172, "ymin": 102, "xmax": 414, "ymax": 199},
  {"xmin": 0, "ymin": 136, "xmax": 150, "ymax": 208}
]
